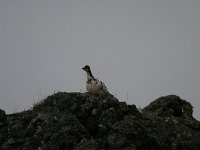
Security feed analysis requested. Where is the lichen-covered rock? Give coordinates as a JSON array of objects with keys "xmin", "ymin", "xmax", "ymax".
[
  {"xmin": 143, "ymin": 95, "xmax": 193, "ymax": 118},
  {"xmin": 0, "ymin": 93, "xmax": 200, "ymax": 150},
  {"xmin": 0, "ymin": 109, "xmax": 7, "ymax": 147},
  {"xmin": 0, "ymin": 109, "xmax": 6, "ymax": 122},
  {"xmin": 143, "ymin": 95, "xmax": 200, "ymax": 150}
]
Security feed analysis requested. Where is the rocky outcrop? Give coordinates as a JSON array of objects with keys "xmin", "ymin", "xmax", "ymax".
[
  {"xmin": 0, "ymin": 93, "xmax": 199, "ymax": 150},
  {"xmin": 143, "ymin": 95, "xmax": 200, "ymax": 150}
]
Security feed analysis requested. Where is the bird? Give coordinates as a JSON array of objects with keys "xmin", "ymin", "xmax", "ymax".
[{"xmin": 82, "ymin": 65, "xmax": 108, "ymax": 94}]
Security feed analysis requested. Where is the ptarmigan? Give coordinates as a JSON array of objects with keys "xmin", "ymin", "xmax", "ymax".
[{"xmin": 82, "ymin": 65, "xmax": 108, "ymax": 94}]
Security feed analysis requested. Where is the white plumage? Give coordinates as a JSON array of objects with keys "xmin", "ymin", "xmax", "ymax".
[{"xmin": 82, "ymin": 65, "xmax": 108, "ymax": 94}]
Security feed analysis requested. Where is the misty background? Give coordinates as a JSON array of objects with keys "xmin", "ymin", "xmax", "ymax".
[{"xmin": 0, "ymin": 1, "xmax": 199, "ymax": 120}]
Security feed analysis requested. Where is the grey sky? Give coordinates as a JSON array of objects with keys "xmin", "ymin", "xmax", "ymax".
[{"xmin": 0, "ymin": 0, "xmax": 200, "ymax": 120}]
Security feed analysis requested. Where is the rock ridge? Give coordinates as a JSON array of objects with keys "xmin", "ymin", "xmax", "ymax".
[{"xmin": 0, "ymin": 92, "xmax": 199, "ymax": 150}]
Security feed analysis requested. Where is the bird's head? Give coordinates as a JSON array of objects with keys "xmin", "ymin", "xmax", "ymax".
[{"xmin": 82, "ymin": 65, "xmax": 91, "ymax": 72}]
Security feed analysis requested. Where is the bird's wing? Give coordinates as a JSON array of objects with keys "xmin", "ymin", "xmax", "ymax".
[{"xmin": 100, "ymin": 81, "xmax": 108, "ymax": 92}]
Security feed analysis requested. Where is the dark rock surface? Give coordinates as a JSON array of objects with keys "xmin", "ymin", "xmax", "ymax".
[{"xmin": 0, "ymin": 93, "xmax": 199, "ymax": 150}]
